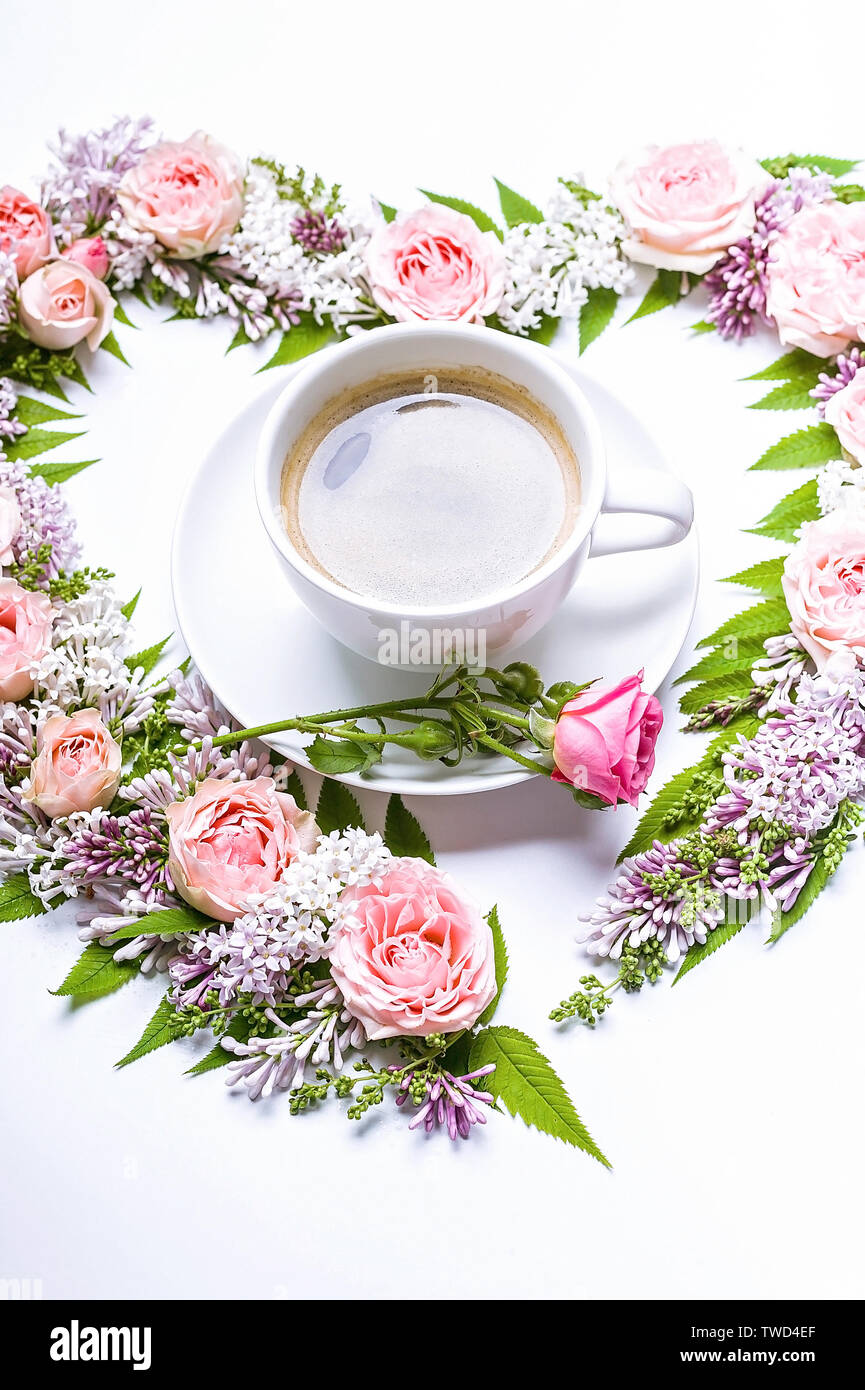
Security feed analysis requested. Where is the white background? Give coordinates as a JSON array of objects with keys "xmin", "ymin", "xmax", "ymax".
[{"xmin": 2, "ymin": 0, "xmax": 864, "ymax": 1300}]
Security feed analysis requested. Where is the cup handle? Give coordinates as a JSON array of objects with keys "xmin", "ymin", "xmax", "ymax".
[{"xmin": 589, "ymin": 467, "xmax": 694, "ymax": 558}]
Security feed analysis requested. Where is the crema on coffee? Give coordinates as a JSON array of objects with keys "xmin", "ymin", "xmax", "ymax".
[{"xmin": 280, "ymin": 365, "xmax": 581, "ymax": 607}]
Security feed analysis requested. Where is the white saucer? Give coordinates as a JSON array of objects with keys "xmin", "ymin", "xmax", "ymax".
[{"xmin": 171, "ymin": 353, "xmax": 699, "ymax": 796}]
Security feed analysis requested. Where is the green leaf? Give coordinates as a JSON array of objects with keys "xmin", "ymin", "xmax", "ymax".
[
  {"xmin": 750, "ymin": 422, "xmax": 842, "ymax": 471},
  {"xmin": 721, "ymin": 555, "xmax": 786, "ymax": 597},
  {"xmin": 748, "ymin": 478, "xmax": 820, "ymax": 543},
  {"xmin": 674, "ymin": 637, "xmax": 768, "ymax": 687},
  {"xmin": 376, "ymin": 199, "xmax": 397, "ymax": 223},
  {"xmin": 673, "ymin": 919, "xmax": 746, "ymax": 984},
  {"xmin": 125, "ymin": 633, "xmax": 171, "ymax": 677},
  {"xmin": 100, "ymin": 330, "xmax": 130, "ymax": 366},
  {"xmin": 494, "ymin": 178, "xmax": 543, "ymax": 227},
  {"xmin": 3, "ymin": 428, "xmax": 86, "ymax": 462},
  {"xmin": 579, "ymin": 286, "xmax": 619, "ymax": 353},
  {"xmin": 279, "ymin": 768, "xmax": 307, "ymax": 810},
  {"xmin": 121, "ymin": 589, "xmax": 141, "ymax": 620},
  {"xmin": 113, "ymin": 301, "xmax": 138, "ymax": 329},
  {"xmin": 760, "ymin": 153, "xmax": 859, "ymax": 178},
  {"xmin": 51, "ymin": 943, "xmax": 139, "ymax": 1000},
  {"xmin": 418, "ymin": 190, "xmax": 503, "ymax": 239},
  {"xmin": 107, "ymin": 905, "xmax": 213, "ymax": 941},
  {"xmin": 678, "ymin": 670, "xmax": 755, "ymax": 716},
  {"xmin": 226, "ymin": 323, "xmax": 252, "ymax": 353},
  {"xmin": 468, "ymin": 1025, "xmax": 609, "ymax": 1166},
  {"xmin": 115, "ymin": 993, "xmax": 178, "ymax": 1068},
  {"xmin": 690, "ymin": 319, "xmax": 716, "ymax": 335},
  {"xmin": 306, "ymin": 735, "xmax": 378, "ymax": 776},
  {"xmin": 744, "ymin": 349, "xmax": 824, "ymax": 384},
  {"xmin": 0, "ymin": 873, "xmax": 47, "ymax": 922},
  {"xmin": 28, "ymin": 457, "xmax": 97, "ymax": 486},
  {"xmin": 627, "ymin": 269, "xmax": 684, "ymax": 323},
  {"xmin": 696, "ymin": 598, "xmax": 792, "ymax": 650},
  {"xmin": 767, "ymin": 805, "xmax": 860, "ymax": 942},
  {"xmin": 477, "ymin": 906, "xmax": 508, "ymax": 1027},
  {"xmin": 523, "ymin": 314, "xmax": 559, "ymax": 345},
  {"xmin": 834, "ymin": 184, "xmax": 865, "ymax": 204},
  {"xmin": 14, "ymin": 397, "xmax": 81, "ymax": 426},
  {"xmin": 186, "ymin": 1016, "xmax": 251, "ymax": 1075},
  {"xmin": 315, "ymin": 778, "xmax": 364, "ymax": 836},
  {"xmin": 258, "ymin": 315, "xmax": 334, "ymax": 371},
  {"xmin": 749, "ymin": 380, "xmax": 820, "ymax": 411},
  {"xmin": 383, "ymin": 794, "xmax": 434, "ymax": 863}
]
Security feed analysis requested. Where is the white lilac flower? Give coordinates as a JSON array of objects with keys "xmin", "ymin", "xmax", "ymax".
[
  {"xmin": 222, "ymin": 986, "xmax": 366, "ymax": 1100},
  {"xmin": 751, "ymin": 632, "xmax": 809, "ymax": 715},
  {"xmin": 0, "ymin": 252, "xmax": 19, "ymax": 330},
  {"xmin": 497, "ymin": 181, "xmax": 634, "ymax": 336},
  {"xmin": 0, "ymin": 378, "xmax": 27, "ymax": 441},
  {"xmin": 31, "ymin": 581, "xmax": 132, "ymax": 720},
  {"xmin": 817, "ymin": 456, "xmax": 865, "ymax": 516}
]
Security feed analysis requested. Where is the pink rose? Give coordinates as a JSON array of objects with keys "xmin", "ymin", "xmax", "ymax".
[
  {"xmin": 0, "ymin": 187, "xmax": 53, "ymax": 278},
  {"xmin": 610, "ymin": 141, "xmax": 769, "ymax": 273},
  {"xmin": 0, "ymin": 578, "xmax": 53, "ymax": 701},
  {"xmin": 23, "ymin": 709, "xmax": 122, "ymax": 819},
  {"xmin": 825, "ymin": 369, "xmax": 865, "ymax": 468},
  {"xmin": 329, "ymin": 858, "xmax": 496, "ymax": 1040},
  {"xmin": 782, "ymin": 511, "xmax": 865, "ymax": 668},
  {"xmin": 166, "ymin": 776, "xmax": 319, "ymax": 922},
  {"xmin": 62, "ymin": 236, "xmax": 109, "ymax": 281},
  {"xmin": 117, "ymin": 132, "xmax": 244, "ymax": 259},
  {"xmin": 366, "ymin": 204, "xmax": 505, "ymax": 323},
  {"xmin": 552, "ymin": 672, "xmax": 663, "ymax": 807},
  {"xmin": 18, "ymin": 260, "xmax": 114, "ymax": 351},
  {"xmin": 766, "ymin": 203, "xmax": 865, "ymax": 357},
  {"xmin": 0, "ymin": 486, "xmax": 22, "ymax": 565}
]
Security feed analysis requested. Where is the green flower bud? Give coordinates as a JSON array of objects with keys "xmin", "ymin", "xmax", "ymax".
[{"xmin": 401, "ymin": 720, "xmax": 457, "ymax": 760}]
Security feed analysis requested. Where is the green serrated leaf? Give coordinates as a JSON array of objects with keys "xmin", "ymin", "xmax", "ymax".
[
  {"xmin": 749, "ymin": 379, "xmax": 820, "ymax": 411},
  {"xmin": 115, "ymin": 993, "xmax": 179, "ymax": 1068},
  {"xmin": 721, "ymin": 555, "xmax": 786, "ymax": 597},
  {"xmin": 28, "ymin": 457, "xmax": 97, "ymax": 486},
  {"xmin": 113, "ymin": 301, "xmax": 138, "ymax": 329},
  {"xmin": 678, "ymin": 670, "xmax": 755, "ymax": 716},
  {"xmin": 315, "ymin": 778, "xmax": 364, "ymax": 836},
  {"xmin": 767, "ymin": 804, "xmax": 859, "ymax": 942},
  {"xmin": 51, "ymin": 942, "xmax": 139, "ymax": 999},
  {"xmin": 744, "ymin": 349, "xmax": 824, "ymax": 384},
  {"xmin": 834, "ymin": 184, "xmax": 865, "ymax": 204},
  {"xmin": 3, "ymin": 428, "xmax": 86, "ymax": 462},
  {"xmin": 674, "ymin": 637, "xmax": 768, "ymax": 687},
  {"xmin": 477, "ymin": 906, "xmax": 508, "ymax": 1027},
  {"xmin": 121, "ymin": 589, "xmax": 141, "ymax": 620},
  {"xmin": 748, "ymin": 478, "xmax": 820, "ymax": 542},
  {"xmin": 376, "ymin": 199, "xmax": 397, "ymax": 223},
  {"xmin": 226, "ymin": 323, "xmax": 252, "ymax": 353},
  {"xmin": 690, "ymin": 319, "xmax": 716, "ymax": 335},
  {"xmin": 673, "ymin": 919, "xmax": 746, "ymax": 984},
  {"xmin": 494, "ymin": 178, "xmax": 543, "ymax": 228},
  {"xmin": 383, "ymin": 795, "xmax": 435, "ymax": 863},
  {"xmin": 125, "ymin": 633, "xmax": 171, "ymax": 677},
  {"xmin": 258, "ymin": 315, "xmax": 334, "ymax": 371},
  {"xmin": 279, "ymin": 768, "xmax": 307, "ymax": 810},
  {"xmin": 100, "ymin": 330, "xmax": 130, "ymax": 366},
  {"xmin": 627, "ymin": 269, "xmax": 684, "ymax": 323},
  {"xmin": 750, "ymin": 422, "xmax": 842, "ymax": 471},
  {"xmin": 0, "ymin": 873, "xmax": 47, "ymax": 922},
  {"xmin": 696, "ymin": 598, "xmax": 792, "ymax": 650},
  {"xmin": 760, "ymin": 153, "xmax": 859, "ymax": 178},
  {"xmin": 468, "ymin": 1025, "xmax": 609, "ymax": 1166},
  {"xmin": 579, "ymin": 286, "xmax": 619, "ymax": 353},
  {"xmin": 107, "ymin": 905, "xmax": 213, "ymax": 941},
  {"xmin": 14, "ymin": 397, "xmax": 81, "ymax": 426},
  {"xmin": 306, "ymin": 735, "xmax": 377, "ymax": 776},
  {"xmin": 419, "ymin": 190, "xmax": 503, "ymax": 240}
]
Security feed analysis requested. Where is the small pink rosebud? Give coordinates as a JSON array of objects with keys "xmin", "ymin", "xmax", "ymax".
[
  {"xmin": 552, "ymin": 670, "xmax": 663, "ymax": 808},
  {"xmin": 62, "ymin": 235, "xmax": 110, "ymax": 281}
]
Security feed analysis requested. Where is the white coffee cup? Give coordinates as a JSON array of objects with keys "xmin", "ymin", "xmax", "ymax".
[{"xmin": 255, "ymin": 322, "xmax": 693, "ymax": 666}]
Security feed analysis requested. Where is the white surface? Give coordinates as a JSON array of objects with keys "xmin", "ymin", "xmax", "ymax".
[
  {"xmin": 2, "ymin": 0, "xmax": 864, "ymax": 1302},
  {"xmin": 173, "ymin": 360, "xmax": 698, "ymax": 792}
]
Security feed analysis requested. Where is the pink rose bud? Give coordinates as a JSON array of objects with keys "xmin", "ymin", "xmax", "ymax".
[
  {"xmin": 366, "ymin": 203, "xmax": 505, "ymax": 323},
  {"xmin": 552, "ymin": 672, "xmax": 663, "ymax": 808},
  {"xmin": 62, "ymin": 236, "xmax": 109, "ymax": 281},
  {"xmin": 23, "ymin": 709, "xmax": 122, "ymax": 820},
  {"xmin": 0, "ymin": 186, "xmax": 54, "ymax": 278},
  {"xmin": 18, "ymin": 259, "xmax": 114, "ymax": 351},
  {"xmin": 165, "ymin": 776, "xmax": 320, "ymax": 922},
  {"xmin": 0, "ymin": 577, "xmax": 53, "ymax": 701},
  {"xmin": 0, "ymin": 485, "xmax": 22, "ymax": 565},
  {"xmin": 781, "ymin": 511, "xmax": 865, "ymax": 669},
  {"xmin": 766, "ymin": 203, "xmax": 865, "ymax": 357},
  {"xmin": 329, "ymin": 858, "xmax": 497, "ymax": 1039},
  {"xmin": 117, "ymin": 131, "xmax": 244, "ymax": 258},
  {"xmin": 609, "ymin": 141, "xmax": 770, "ymax": 273}
]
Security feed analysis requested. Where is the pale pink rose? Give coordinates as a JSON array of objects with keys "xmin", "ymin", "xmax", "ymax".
[
  {"xmin": 117, "ymin": 132, "xmax": 244, "ymax": 259},
  {"xmin": 0, "ymin": 486, "xmax": 22, "ymax": 565},
  {"xmin": 552, "ymin": 672, "xmax": 663, "ymax": 807},
  {"xmin": 766, "ymin": 203, "xmax": 865, "ymax": 357},
  {"xmin": 18, "ymin": 260, "xmax": 114, "ymax": 351},
  {"xmin": 609, "ymin": 141, "xmax": 770, "ymax": 273},
  {"xmin": 165, "ymin": 776, "xmax": 319, "ymax": 922},
  {"xmin": 62, "ymin": 236, "xmax": 109, "ymax": 281},
  {"xmin": 23, "ymin": 709, "xmax": 122, "ymax": 819},
  {"xmin": 0, "ymin": 578, "xmax": 53, "ymax": 701},
  {"xmin": 782, "ymin": 511, "xmax": 865, "ymax": 668},
  {"xmin": 329, "ymin": 858, "xmax": 496, "ymax": 1040},
  {"xmin": 824, "ymin": 369, "xmax": 865, "ymax": 468},
  {"xmin": 0, "ymin": 187, "xmax": 53, "ymax": 278},
  {"xmin": 366, "ymin": 204, "xmax": 505, "ymax": 323}
]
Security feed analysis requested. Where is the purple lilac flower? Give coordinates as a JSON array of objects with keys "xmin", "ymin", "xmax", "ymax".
[
  {"xmin": 40, "ymin": 116, "xmax": 156, "ymax": 244},
  {"xmin": 0, "ymin": 379, "xmax": 27, "ymax": 442},
  {"xmin": 62, "ymin": 806, "xmax": 171, "ymax": 903},
  {"xmin": 395, "ymin": 1063, "xmax": 497, "ymax": 1140},
  {"xmin": 290, "ymin": 209, "xmax": 346, "ymax": 255},
  {"xmin": 0, "ymin": 252, "xmax": 18, "ymax": 331},
  {"xmin": 0, "ymin": 455, "xmax": 80, "ymax": 578},
  {"xmin": 705, "ymin": 168, "xmax": 835, "ymax": 340},
  {"xmin": 811, "ymin": 348, "xmax": 865, "ymax": 414}
]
